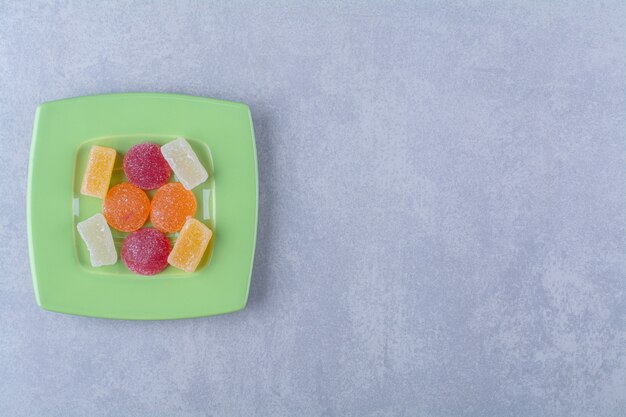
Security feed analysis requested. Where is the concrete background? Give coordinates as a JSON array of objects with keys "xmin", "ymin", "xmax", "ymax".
[{"xmin": 1, "ymin": 1, "xmax": 625, "ymax": 416}]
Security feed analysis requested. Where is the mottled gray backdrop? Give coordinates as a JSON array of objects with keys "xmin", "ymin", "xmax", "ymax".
[{"xmin": 1, "ymin": 1, "xmax": 625, "ymax": 416}]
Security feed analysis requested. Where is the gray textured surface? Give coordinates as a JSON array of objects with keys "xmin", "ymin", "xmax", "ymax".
[{"xmin": 1, "ymin": 1, "xmax": 625, "ymax": 416}]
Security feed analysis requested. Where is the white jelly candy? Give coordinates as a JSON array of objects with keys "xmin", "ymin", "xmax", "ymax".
[
  {"xmin": 160, "ymin": 137, "xmax": 208, "ymax": 190},
  {"xmin": 77, "ymin": 213, "xmax": 117, "ymax": 267}
]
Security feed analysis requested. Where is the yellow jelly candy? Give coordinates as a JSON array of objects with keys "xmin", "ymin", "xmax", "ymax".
[
  {"xmin": 168, "ymin": 218, "xmax": 212, "ymax": 273},
  {"xmin": 80, "ymin": 145, "xmax": 116, "ymax": 198}
]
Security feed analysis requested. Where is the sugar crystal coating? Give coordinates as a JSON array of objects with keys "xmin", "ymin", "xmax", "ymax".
[
  {"xmin": 121, "ymin": 228, "xmax": 171, "ymax": 275},
  {"xmin": 123, "ymin": 142, "xmax": 171, "ymax": 190},
  {"xmin": 76, "ymin": 213, "xmax": 117, "ymax": 267},
  {"xmin": 160, "ymin": 138, "xmax": 208, "ymax": 190},
  {"xmin": 150, "ymin": 182, "xmax": 197, "ymax": 233},
  {"xmin": 80, "ymin": 145, "xmax": 116, "ymax": 198},
  {"xmin": 102, "ymin": 182, "xmax": 150, "ymax": 232},
  {"xmin": 168, "ymin": 218, "xmax": 212, "ymax": 273}
]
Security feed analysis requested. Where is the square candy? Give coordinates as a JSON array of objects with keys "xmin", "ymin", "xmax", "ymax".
[
  {"xmin": 76, "ymin": 213, "xmax": 117, "ymax": 267},
  {"xmin": 80, "ymin": 145, "xmax": 116, "ymax": 198},
  {"xmin": 168, "ymin": 218, "xmax": 212, "ymax": 273},
  {"xmin": 161, "ymin": 138, "xmax": 208, "ymax": 190}
]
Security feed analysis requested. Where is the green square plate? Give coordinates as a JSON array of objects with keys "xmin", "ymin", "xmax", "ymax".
[{"xmin": 27, "ymin": 93, "xmax": 258, "ymax": 319}]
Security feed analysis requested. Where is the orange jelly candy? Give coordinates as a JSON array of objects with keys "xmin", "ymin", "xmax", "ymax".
[
  {"xmin": 102, "ymin": 183, "xmax": 150, "ymax": 232},
  {"xmin": 150, "ymin": 182, "xmax": 197, "ymax": 233}
]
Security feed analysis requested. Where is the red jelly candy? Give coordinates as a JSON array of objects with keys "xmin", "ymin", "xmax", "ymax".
[
  {"xmin": 123, "ymin": 143, "xmax": 171, "ymax": 190},
  {"xmin": 121, "ymin": 228, "xmax": 171, "ymax": 275}
]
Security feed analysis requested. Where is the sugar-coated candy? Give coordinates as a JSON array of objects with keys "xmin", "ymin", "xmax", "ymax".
[
  {"xmin": 80, "ymin": 145, "xmax": 116, "ymax": 198},
  {"xmin": 76, "ymin": 213, "xmax": 117, "ymax": 267},
  {"xmin": 102, "ymin": 183, "xmax": 150, "ymax": 232},
  {"xmin": 121, "ymin": 228, "xmax": 171, "ymax": 275},
  {"xmin": 123, "ymin": 142, "xmax": 171, "ymax": 190},
  {"xmin": 168, "ymin": 218, "xmax": 212, "ymax": 273},
  {"xmin": 160, "ymin": 138, "xmax": 208, "ymax": 190},
  {"xmin": 150, "ymin": 182, "xmax": 197, "ymax": 233}
]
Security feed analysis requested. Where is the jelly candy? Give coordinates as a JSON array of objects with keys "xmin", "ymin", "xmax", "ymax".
[
  {"xmin": 168, "ymin": 218, "xmax": 212, "ymax": 273},
  {"xmin": 121, "ymin": 228, "xmax": 171, "ymax": 275},
  {"xmin": 160, "ymin": 138, "xmax": 208, "ymax": 190},
  {"xmin": 150, "ymin": 182, "xmax": 196, "ymax": 233},
  {"xmin": 102, "ymin": 183, "xmax": 150, "ymax": 232},
  {"xmin": 123, "ymin": 142, "xmax": 171, "ymax": 190},
  {"xmin": 76, "ymin": 213, "xmax": 117, "ymax": 267},
  {"xmin": 80, "ymin": 145, "xmax": 116, "ymax": 198}
]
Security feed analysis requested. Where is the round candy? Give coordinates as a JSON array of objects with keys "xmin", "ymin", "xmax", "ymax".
[
  {"xmin": 121, "ymin": 228, "xmax": 171, "ymax": 275},
  {"xmin": 150, "ymin": 182, "xmax": 197, "ymax": 233},
  {"xmin": 102, "ymin": 182, "xmax": 150, "ymax": 232},
  {"xmin": 123, "ymin": 142, "xmax": 171, "ymax": 190}
]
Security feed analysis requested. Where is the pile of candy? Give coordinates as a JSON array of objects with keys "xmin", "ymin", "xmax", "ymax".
[{"xmin": 77, "ymin": 138, "xmax": 212, "ymax": 275}]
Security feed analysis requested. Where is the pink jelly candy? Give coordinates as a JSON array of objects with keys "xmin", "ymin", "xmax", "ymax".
[
  {"xmin": 121, "ymin": 228, "xmax": 171, "ymax": 275},
  {"xmin": 123, "ymin": 143, "xmax": 171, "ymax": 190}
]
